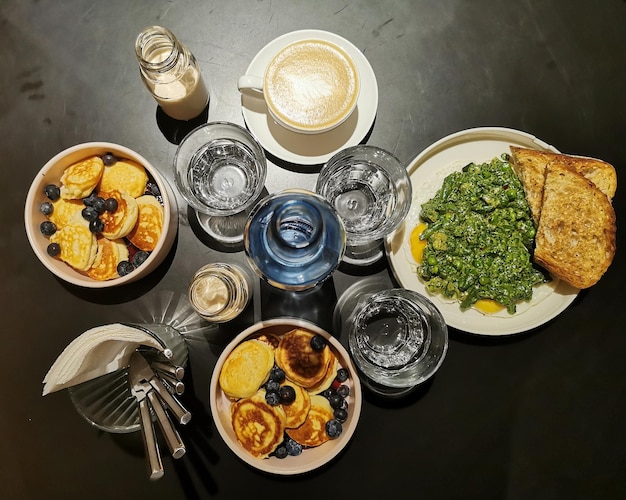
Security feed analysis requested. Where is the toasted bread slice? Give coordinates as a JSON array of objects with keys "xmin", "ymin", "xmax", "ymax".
[
  {"xmin": 509, "ymin": 147, "xmax": 552, "ymax": 226},
  {"xmin": 509, "ymin": 146, "xmax": 617, "ymax": 226},
  {"xmin": 534, "ymin": 163, "xmax": 616, "ymax": 289}
]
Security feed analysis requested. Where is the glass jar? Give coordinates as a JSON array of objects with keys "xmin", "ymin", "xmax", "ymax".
[
  {"xmin": 135, "ymin": 26, "xmax": 209, "ymax": 121},
  {"xmin": 243, "ymin": 189, "xmax": 346, "ymax": 291},
  {"xmin": 188, "ymin": 263, "xmax": 251, "ymax": 322}
]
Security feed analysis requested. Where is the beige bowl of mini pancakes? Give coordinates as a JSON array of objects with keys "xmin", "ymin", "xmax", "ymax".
[
  {"xmin": 210, "ymin": 318, "xmax": 362, "ymax": 475},
  {"xmin": 25, "ymin": 142, "xmax": 178, "ymax": 288}
]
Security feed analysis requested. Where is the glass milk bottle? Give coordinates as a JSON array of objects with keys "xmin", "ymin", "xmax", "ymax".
[{"xmin": 135, "ymin": 26, "xmax": 209, "ymax": 121}]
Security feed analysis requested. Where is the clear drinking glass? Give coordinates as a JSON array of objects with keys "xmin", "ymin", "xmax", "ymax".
[
  {"xmin": 346, "ymin": 289, "xmax": 448, "ymax": 397},
  {"xmin": 243, "ymin": 189, "xmax": 346, "ymax": 291},
  {"xmin": 315, "ymin": 145, "xmax": 412, "ymax": 265},
  {"xmin": 174, "ymin": 122, "xmax": 267, "ymax": 244}
]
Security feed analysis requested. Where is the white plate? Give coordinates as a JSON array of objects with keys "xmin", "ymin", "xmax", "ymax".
[
  {"xmin": 240, "ymin": 30, "xmax": 378, "ymax": 166},
  {"xmin": 385, "ymin": 127, "xmax": 580, "ymax": 336}
]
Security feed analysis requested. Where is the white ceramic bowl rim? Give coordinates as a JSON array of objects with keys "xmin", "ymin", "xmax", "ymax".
[{"xmin": 209, "ymin": 317, "xmax": 362, "ymax": 475}]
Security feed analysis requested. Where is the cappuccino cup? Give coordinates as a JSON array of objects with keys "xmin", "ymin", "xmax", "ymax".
[{"xmin": 238, "ymin": 38, "xmax": 360, "ymax": 134}]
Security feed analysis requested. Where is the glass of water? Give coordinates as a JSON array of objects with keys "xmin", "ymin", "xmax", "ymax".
[
  {"xmin": 174, "ymin": 122, "xmax": 267, "ymax": 244},
  {"xmin": 244, "ymin": 189, "xmax": 346, "ymax": 291},
  {"xmin": 346, "ymin": 288, "xmax": 448, "ymax": 397},
  {"xmin": 315, "ymin": 145, "xmax": 412, "ymax": 265}
]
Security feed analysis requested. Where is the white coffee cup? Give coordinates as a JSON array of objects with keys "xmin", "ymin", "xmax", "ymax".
[{"xmin": 238, "ymin": 38, "xmax": 360, "ymax": 134}]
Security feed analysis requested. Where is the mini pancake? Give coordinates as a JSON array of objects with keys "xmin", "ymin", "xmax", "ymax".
[
  {"xmin": 306, "ymin": 356, "xmax": 338, "ymax": 395},
  {"xmin": 127, "ymin": 195, "xmax": 163, "ymax": 252},
  {"xmin": 231, "ymin": 389, "xmax": 286, "ymax": 458},
  {"xmin": 49, "ymin": 216, "xmax": 97, "ymax": 271},
  {"xmin": 275, "ymin": 329, "xmax": 334, "ymax": 389},
  {"xmin": 86, "ymin": 237, "xmax": 129, "ymax": 281},
  {"xmin": 285, "ymin": 394, "xmax": 334, "ymax": 448},
  {"xmin": 99, "ymin": 190, "xmax": 139, "ymax": 240},
  {"xmin": 99, "ymin": 159, "xmax": 148, "ymax": 198},
  {"xmin": 48, "ymin": 197, "xmax": 84, "ymax": 229},
  {"xmin": 281, "ymin": 382, "xmax": 311, "ymax": 428},
  {"xmin": 60, "ymin": 156, "xmax": 104, "ymax": 199},
  {"xmin": 219, "ymin": 339, "xmax": 275, "ymax": 399}
]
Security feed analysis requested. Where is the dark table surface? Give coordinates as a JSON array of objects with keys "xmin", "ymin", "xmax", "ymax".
[{"xmin": 2, "ymin": 1, "xmax": 625, "ymax": 499}]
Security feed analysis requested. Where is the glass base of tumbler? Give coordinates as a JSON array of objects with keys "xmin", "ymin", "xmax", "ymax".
[{"xmin": 342, "ymin": 239, "xmax": 384, "ymax": 266}]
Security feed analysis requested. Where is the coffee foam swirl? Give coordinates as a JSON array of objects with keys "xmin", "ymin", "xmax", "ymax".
[{"xmin": 265, "ymin": 40, "xmax": 359, "ymax": 132}]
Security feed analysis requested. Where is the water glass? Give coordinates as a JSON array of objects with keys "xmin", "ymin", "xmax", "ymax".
[
  {"xmin": 244, "ymin": 189, "xmax": 345, "ymax": 291},
  {"xmin": 315, "ymin": 145, "xmax": 412, "ymax": 265},
  {"xmin": 174, "ymin": 122, "xmax": 267, "ymax": 243},
  {"xmin": 346, "ymin": 289, "xmax": 448, "ymax": 396}
]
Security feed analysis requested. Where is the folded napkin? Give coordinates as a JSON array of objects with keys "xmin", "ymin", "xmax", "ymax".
[{"xmin": 42, "ymin": 323, "xmax": 163, "ymax": 396}]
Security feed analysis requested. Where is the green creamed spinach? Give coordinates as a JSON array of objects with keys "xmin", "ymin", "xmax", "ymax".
[{"xmin": 417, "ymin": 154, "xmax": 548, "ymax": 314}]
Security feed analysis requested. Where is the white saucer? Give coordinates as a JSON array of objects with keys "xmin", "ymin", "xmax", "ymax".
[{"xmin": 240, "ymin": 30, "xmax": 379, "ymax": 166}]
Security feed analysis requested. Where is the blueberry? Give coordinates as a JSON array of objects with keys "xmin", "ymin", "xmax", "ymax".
[
  {"xmin": 279, "ymin": 385, "xmax": 296, "ymax": 405},
  {"xmin": 310, "ymin": 334, "xmax": 327, "ymax": 352},
  {"xmin": 336, "ymin": 384, "xmax": 350, "ymax": 399},
  {"xmin": 285, "ymin": 437, "xmax": 302, "ymax": 456},
  {"xmin": 265, "ymin": 379, "xmax": 280, "ymax": 393},
  {"xmin": 89, "ymin": 218, "xmax": 104, "ymax": 233},
  {"xmin": 40, "ymin": 220, "xmax": 57, "ymax": 236},
  {"xmin": 265, "ymin": 390, "xmax": 280, "ymax": 406},
  {"xmin": 104, "ymin": 197, "xmax": 118, "ymax": 212},
  {"xmin": 46, "ymin": 243, "xmax": 61, "ymax": 257},
  {"xmin": 92, "ymin": 197, "xmax": 106, "ymax": 214},
  {"xmin": 336, "ymin": 368, "xmax": 349, "ymax": 383},
  {"xmin": 81, "ymin": 206, "xmax": 99, "ymax": 222},
  {"xmin": 44, "ymin": 184, "xmax": 60, "ymax": 200},
  {"xmin": 321, "ymin": 388, "xmax": 334, "ymax": 399},
  {"xmin": 325, "ymin": 419, "xmax": 343, "ymax": 439},
  {"xmin": 82, "ymin": 192, "xmax": 98, "ymax": 206},
  {"xmin": 101, "ymin": 153, "xmax": 117, "ymax": 166},
  {"xmin": 328, "ymin": 393, "xmax": 344, "ymax": 409},
  {"xmin": 269, "ymin": 366, "xmax": 285, "ymax": 383},
  {"xmin": 40, "ymin": 201, "xmax": 54, "ymax": 216},
  {"xmin": 131, "ymin": 250, "xmax": 150, "ymax": 267},
  {"xmin": 334, "ymin": 408, "xmax": 348, "ymax": 423},
  {"xmin": 273, "ymin": 445, "xmax": 288, "ymax": 459},
  {"xmin": 117, "ymin": 261, "xmax": 135, "ymax": 276}
]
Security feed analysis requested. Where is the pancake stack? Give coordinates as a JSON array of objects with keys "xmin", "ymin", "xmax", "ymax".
[
  {"xmin": 218, "ymin": 328, "xmax": 346, "ymax": 459},
  {"xmin": 41, "ymin": 154, "xmax": 165, "ymax": 280}
]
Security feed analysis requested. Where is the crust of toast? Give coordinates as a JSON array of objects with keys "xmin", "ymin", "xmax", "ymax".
[
  {"xmin": 533, "ymin": 163, "xmax": 616, "ymax": 289},
  {"xmin": 509, "ymin": 146, "xmax": 617, "ymax": 227}
]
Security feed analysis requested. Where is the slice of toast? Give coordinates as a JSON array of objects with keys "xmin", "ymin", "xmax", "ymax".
[
  {"xmin": 533, "ymin": 163, "xmax": 616, "ymax": 289},
  {"xmin": 509, "ymin": 146, "xmax": 552, "ymax": 226},
  {"xmin": 509, "ymin": 146, "xmax": 617, "ymax": 226}
]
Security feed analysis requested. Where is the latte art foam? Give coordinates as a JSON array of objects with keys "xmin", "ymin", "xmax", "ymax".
[{"xmin": 264, "ymin": 40, "xmax": 359, "ymax": 132}]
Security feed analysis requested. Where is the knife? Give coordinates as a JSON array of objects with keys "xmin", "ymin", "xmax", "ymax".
[{"xmin": 128, "ymin": 353, "xmax": 164, "ymax": 480}]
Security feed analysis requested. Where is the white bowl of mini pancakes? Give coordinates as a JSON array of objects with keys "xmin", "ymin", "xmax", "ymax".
[
  {"xmin": 210, "ymin": 318, "xmax": 362, "ymax": 475},
  {"xmin": 25, "ymin": 142, "xmax": 178, "ymax": 288}
]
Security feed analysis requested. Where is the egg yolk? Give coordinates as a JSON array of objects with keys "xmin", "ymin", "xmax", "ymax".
[
  {"xmin": 474, "ymin": 299, "xmax": 506, "ymax": 314},
  {"xmin": 409, "ymin": 223, "xmax": 428, "ymax": 264}
]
